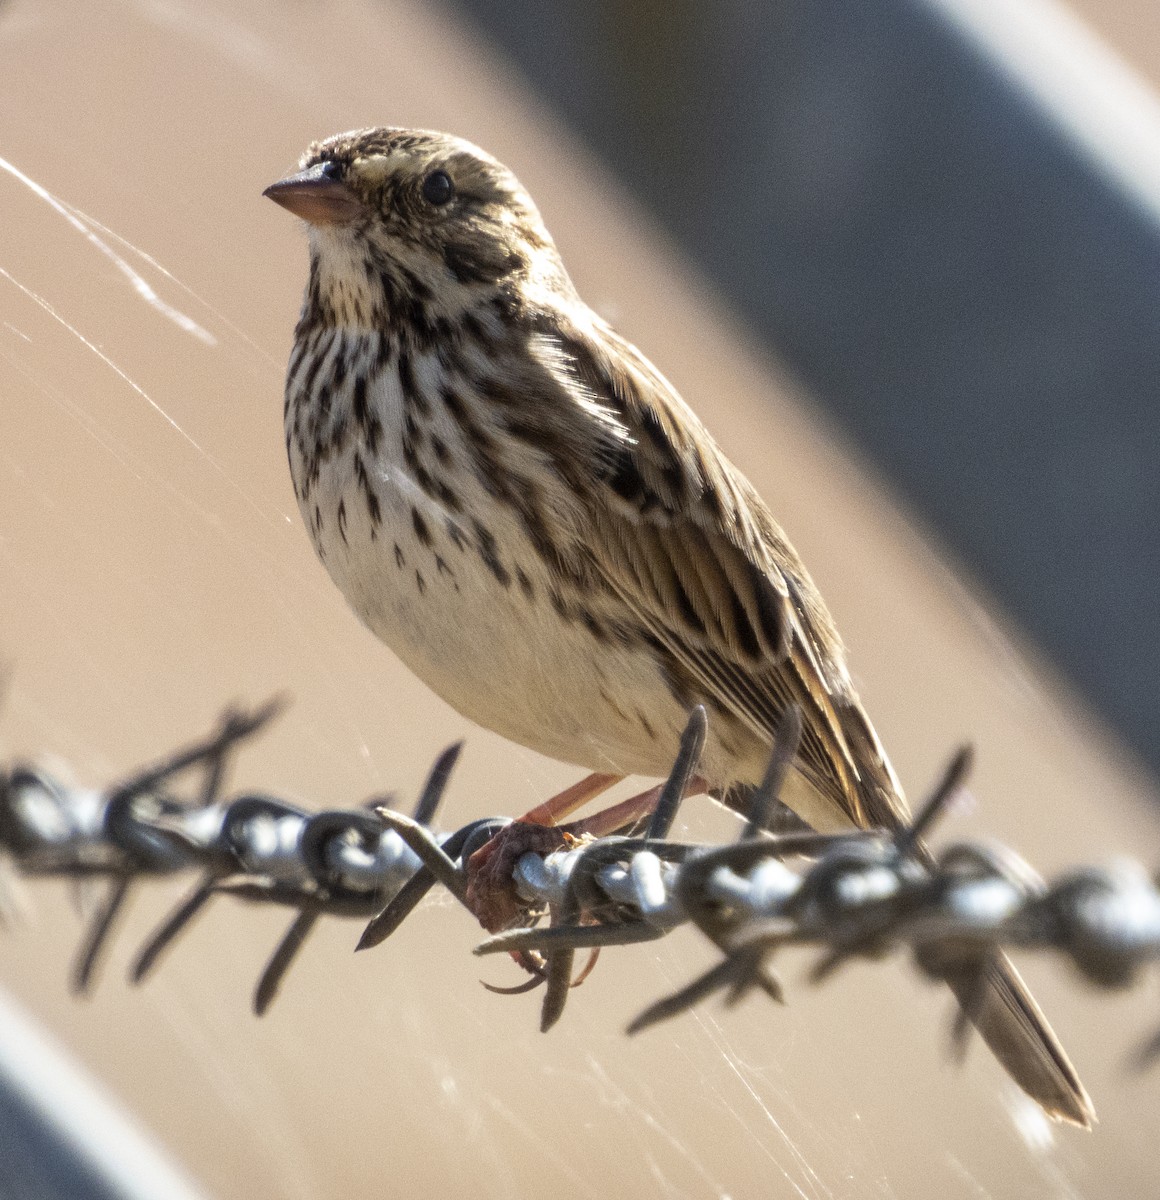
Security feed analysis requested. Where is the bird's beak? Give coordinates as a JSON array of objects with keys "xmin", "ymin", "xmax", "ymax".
[{"xmin": 263, "ymin": 162, "xmax": 362, "ymax": 225}]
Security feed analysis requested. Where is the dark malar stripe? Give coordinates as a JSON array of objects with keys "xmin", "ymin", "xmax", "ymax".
[{"xmin": 297, "ymin": 329, "xmax": 337, "ymax": 412}]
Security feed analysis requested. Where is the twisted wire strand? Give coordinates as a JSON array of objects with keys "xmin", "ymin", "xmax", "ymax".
[{"xmin": 2, "ymin": 700, "xmax": 1159, "ymax": 1059}]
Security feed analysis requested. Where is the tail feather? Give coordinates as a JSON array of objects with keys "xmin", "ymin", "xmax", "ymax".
[
  {"xmin": 724, "ymin": 756, "xmax": 1095, "ymax": 1126},
  {"xmin": 835, "ymin": 700, "xmax": 1093, "ymax": 1123},
  {"xmin": 945, "ymin": 954, "xmax": 1094, "ymax": 1126}
]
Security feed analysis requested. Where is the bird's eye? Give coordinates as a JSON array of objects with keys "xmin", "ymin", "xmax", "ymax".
[
  {"xmin": 320, "ymin": 159, "xmax": 342, "ymax": 180},
  {"xmin": 422, "ymin": 169, "xmax": 455, "ymax": 207}
]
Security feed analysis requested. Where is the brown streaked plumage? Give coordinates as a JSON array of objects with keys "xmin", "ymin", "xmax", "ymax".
[{"xmin": 265, "ymin": 126, "xmax": 1092, "ymax": 1125}]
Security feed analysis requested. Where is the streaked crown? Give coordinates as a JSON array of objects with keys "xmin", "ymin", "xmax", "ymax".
[{"xmin": 266, "ymin": 127, "xmax": 572, "ymax": 333}]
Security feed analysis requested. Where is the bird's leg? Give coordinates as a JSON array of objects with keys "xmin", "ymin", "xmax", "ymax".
[
  {"xmin": 562, "ymin": 775, "xmax": 707, "ymax": 839},
  {"xmin": 514, "ymin": 771, "xmax": 624, "ymax": 827}
]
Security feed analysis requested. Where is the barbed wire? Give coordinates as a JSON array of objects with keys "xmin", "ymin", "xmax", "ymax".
[{"xmin": 2, "ymin": 700, "xmax": 1159, "ymax": 1064}]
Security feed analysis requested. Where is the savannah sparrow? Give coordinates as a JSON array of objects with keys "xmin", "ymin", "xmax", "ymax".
[{"xmin": 265, "ymin": 127, "xmax": 1090, "ymax": 1125}]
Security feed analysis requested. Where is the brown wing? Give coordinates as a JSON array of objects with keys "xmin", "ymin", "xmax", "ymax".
[
  {"xmin": 521, "ymin": 315, "xmax": 1090, "ymax": 1124},
  {"xmin": 544, "ymin": 318, "xmax": 906, "ymax": 831}
]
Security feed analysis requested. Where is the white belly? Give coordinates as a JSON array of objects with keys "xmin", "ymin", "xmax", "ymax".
[{"xmin": 302, "ymin": 442, "xmax": 694, "ymax": 779}]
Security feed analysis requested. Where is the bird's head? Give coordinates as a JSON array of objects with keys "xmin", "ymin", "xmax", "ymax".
[{"xmin": 265, "ymin": 127, "xmax": 572, "ymax": 335}]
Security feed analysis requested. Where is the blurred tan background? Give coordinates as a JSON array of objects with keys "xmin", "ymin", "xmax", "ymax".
[{"xmin": 2, "ymin": 0, "xmax": 1159, "ymax": 1196}]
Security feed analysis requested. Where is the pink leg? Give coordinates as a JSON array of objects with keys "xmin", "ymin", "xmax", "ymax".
[
  {"xmin": 517, "ymin": 771, "xmax": 624, "ymax": 826},
  {"xmin": 563, "ymin": 774, "xmax": 707, "ymax": 838}
]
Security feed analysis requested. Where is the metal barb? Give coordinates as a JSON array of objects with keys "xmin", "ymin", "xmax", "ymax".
[
  {"xmin": 895, "ymin": 744, "xmax": 973, "ymax": 857},
  {"xmin": 255, "ymin": 909, "xmax": 320, "ymax": 1016},
  {"xmin": 2, "ymin": 700, "xmax": 1160, "ymax": 1081},
  {"xmin": 130, "ymin": 871, "xmax": 221, "ymax": 984},
  {"xmin": 71, "ymin": 876, "xmax": 132, "ymax": 995},
  {"xmin": 645, "ymin": 706, "xmax": 706, "ymax": 842},
  {"xmin": 412, "ymin": 742, "xmax": 463, "ymax": 826},
  {"xmin": 742, "ymin": 705, "xmax": 802, "ymax": 840}
]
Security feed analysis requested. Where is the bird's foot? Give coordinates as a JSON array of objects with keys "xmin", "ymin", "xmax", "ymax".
[
  {"xmin": 463, "ymin": 773, "xmax": 705, "ymax": 933},
  {"xmin": 465, "ymin": 820, "xmax": 579, "ymax": 932}
]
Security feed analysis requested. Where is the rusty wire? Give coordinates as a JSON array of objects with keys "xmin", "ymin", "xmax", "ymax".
[{"xmin": 2, "ymin": 700, "xmax": 1160, "ymax": 1061}]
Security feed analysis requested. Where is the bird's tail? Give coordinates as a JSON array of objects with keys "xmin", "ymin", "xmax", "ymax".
[
  {"xmin": 944, "ymin": 953, "xmax": 1093, "ymax": 1125},
  {"xmin": 720, "ymin": 691, "xmax": 1095, "ymax": 1126},
  {"xmin": 836, "ymin": 703, "xmax": 1094, "ymax": 1126}
]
